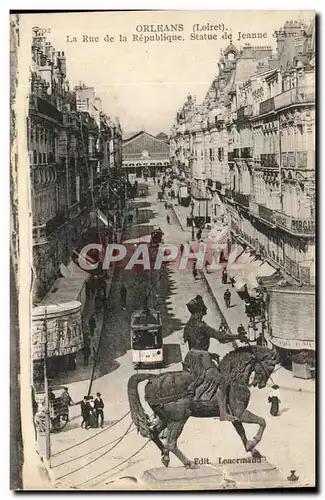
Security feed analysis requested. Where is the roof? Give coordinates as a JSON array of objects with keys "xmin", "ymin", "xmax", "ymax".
[
  {"xmin": 123, "ymin": 130, "xmax": 141, "ymax": 141},
  {"xmin": 122, "ymin": 130, "xmax": 170, "ymax": 159}
]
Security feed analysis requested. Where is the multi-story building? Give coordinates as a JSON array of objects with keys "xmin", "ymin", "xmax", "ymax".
[
  {"xmin": 29, "ymin": 32, "xmax": 124, "ymax": 380},
  {"xmin": 170, "ymin": 19, "xmax": 315, "ymax": 287},
  {"xmin": 170, "ymin": 19, "xmax": 316, "ymax": 367}
]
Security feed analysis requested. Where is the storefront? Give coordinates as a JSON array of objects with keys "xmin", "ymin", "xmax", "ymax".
[
  {"xmin": 268, "ymin": 287, "xmax": 315, "ymax": 376},
  {"xmin": 32, "ymin": 300, "xmax": 84, "ymax": 382}
]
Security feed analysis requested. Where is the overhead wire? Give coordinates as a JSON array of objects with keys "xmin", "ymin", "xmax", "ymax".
[
  {"xmin": 56, "ymin": 420, "xmax": 133, "ymax": 481},
  {"xmin": 52, "ymin": 410, "xmax": 130, "ymax": 457},
  {"xmin": 78, "ymin": 439, "xmax": 150, "ymax": 487}
]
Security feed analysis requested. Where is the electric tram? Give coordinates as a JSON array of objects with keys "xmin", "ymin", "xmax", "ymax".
[{"xmin": 130, "ymin": 307, "xmax": 163, "ymax": 367}]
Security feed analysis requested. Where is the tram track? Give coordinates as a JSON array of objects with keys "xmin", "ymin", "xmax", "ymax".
[{"xmin": 54, "ymin": 190, "xmax": 166, "ymax": 487}]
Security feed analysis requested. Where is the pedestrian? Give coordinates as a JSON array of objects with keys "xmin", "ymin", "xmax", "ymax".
[
  {"xmin": 219, "ymin": 320, "xmax": 228, "ymax": 335},
  {"xmin": 204, "ymin": 260, "xmax": 209, "ymax": 272},
  {"xmin": 248, "ymin": 320, "xmax": 257, "ymax": 342},
  {"xmin": 180, "ymin": 243, "xmax": 184, "ymax": 255},
  {"xmin": 192, "ymin": 267, "xmax": 198, "ymax": 280},
  {"xmin": 223, "ymin": 288, "xmax": 231, "ymax": 308},
  {"xmin": 157, "ymin": 178, "xmax": 160, "ymax": 185},
  {"xmin": 48, "ymin": 387, "xmax": 56, "ymax": 403},
  {"xmin": 89, "ymin": 315, "xmax": 96, "ymax": 337},
  {"xmin": 230, "ymin": 276, "xmax": 235, "ymax": 288},
  {"xmin": 196, "ymin": 229, "xmax": 202, "ymax": 241},
  {"xmin": 166, "ymin": 215, "xmax": 170, "ymax": 224},
  {"xmin": 237, "ymin": 323, "xmax": 246, "ymax": 338},
  {"xmin": 80, "ymin": 396, "xmax": 89, "ymax": 428},
  {"xmin": 83, "ymin": 337, "xmax": 91, "ymax": 366},
  {"xmin": 120, "ymin": 283, "xmax": 127, "ymax": 309},
  {"xmin": 222, "ymin": 268, "xmax": 228, "ymax": 285},
  {"xmin": 268, "ymin": 385, "xmax": 281, "ymax": 416},
  {"xmin": 165, "ymin": 202, "xmax": 168, "ymax": 210},
  {"xmin": 87, "ymin": 396, "xmax": 96, "ymax": 428},
  {"xmin": 61, "ymin": 387, "xmax": 73, "ymax": 422},
  {"xmin": 94, "ymin": 392, "xmax": 105, "ymax": 428}
]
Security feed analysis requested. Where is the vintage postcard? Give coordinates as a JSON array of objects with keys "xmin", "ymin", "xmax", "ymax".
[{"xmin": 10, "ymin": 10, "xmax": 316, "ymax": 490}]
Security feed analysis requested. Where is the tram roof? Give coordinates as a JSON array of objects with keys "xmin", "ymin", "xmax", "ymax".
[{"xmin": 131, "ymin": 308, "xmax": 161, "ymax": 327}]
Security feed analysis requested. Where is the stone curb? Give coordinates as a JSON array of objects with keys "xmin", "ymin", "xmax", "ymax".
[
  {"xmin": 170, "ymin": 204, "xmax": 187, "ymax": 232},
  {"xmin": 200, "ymin": 269, "xmax": 315, "ymax": 394}
]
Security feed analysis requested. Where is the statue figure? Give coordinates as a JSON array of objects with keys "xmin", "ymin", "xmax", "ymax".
[
  {"xmin": 127, "ymin": 296, "xmax": 278, "ymax": 469},
  {"xmin": 183, "ymin": 295, "xmax": 245, "ymax": 421}
]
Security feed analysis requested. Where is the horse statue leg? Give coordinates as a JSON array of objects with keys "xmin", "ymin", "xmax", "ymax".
[
  {"xmin": 164, "ymin": 419, "xmax": 195, "ymax": 469},
  {"xmin": 228, "ymin": 384, "xmax": 266, "ymax": 458}
]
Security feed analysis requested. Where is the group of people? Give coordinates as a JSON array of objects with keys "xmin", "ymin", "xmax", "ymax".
[{"xmin": 80, "ymin": 392, "xmax": 105, "ymax": 429}]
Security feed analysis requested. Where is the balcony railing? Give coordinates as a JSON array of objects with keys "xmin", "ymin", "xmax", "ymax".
[
  {"xmin": 236, "ymin": 105, "xmax": 253, "ymax": 120},
  {"xmin": 215, "ymin": 181, "xmax": 222, "ymax": 192},
  {"xmin": 274, "ymin": 210, "xmax": 315, "ymax": 236},
  {"xmin": 228, "ymin": 152, "xmax": 235, "ymax": 162},
  {"xmin": 233, "ymin": 148, "xmax": 240, "ymax": 159},
  {"xmin": 233, "ymin": 191, "xmax": 249, "ymax": 207},
  {"xmin": 241, "ymin": 147, "xmax": 253, "ymax": 159},
  {"xmin": 260, "ymin": 153, "xmax": 279, "ymax": 168},
  {"xmin": 282, "ymin": 151, "xmax": 311, "ymax": 168},
  {"xmin": 274, "ymin": 86, "xmax": 315, "ymax": 110},
  {"xmin": 259, "ymin": 97, "xmax": 275, "ymax": 115}
]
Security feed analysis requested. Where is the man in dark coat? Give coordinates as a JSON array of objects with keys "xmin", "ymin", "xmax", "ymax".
[
  {"xmin": 223, "ymin": 289, "xmax": 231, "ymax": 308},
  {"xmin": 61, "ymin": 387, "xmax": 73, "ymax": 422},
  {"xmin": 94, "ymin": 392, "xmax": 105, "ymax": 428},
  {"xmin": 80, "ymin": 396, "xmax": 89, "ymax": 428}
]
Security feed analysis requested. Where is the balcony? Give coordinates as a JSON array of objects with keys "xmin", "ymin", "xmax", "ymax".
[
  {"xmin": 236, "ymin": 105, "xmax": 253, "ymax": 120},
  {"xmin": 259, "ymin": 97, "xmax": 275, "ymax": 115},
  {"xmin": 282, "ymin": 151, "xmax": 312, "ymax": 169},
  {"xmin": 260, "ymin": 153, "xmax": 279, "ymax": 168},
  {"xmin": 274, "ymin": 210, "xmax": 315, "ymax": 236},
  {"xmin": 233, "ymin": 191, "xmax": 249, "ymax": 208},
  {"xmin": 274, "ymin": 86, "xmax": 315, "ymax": 111},
  {"xmin": 215, "ymin": 181, "xmax": 222, "ymax": 192},
  {"xmin": 29, "ymin": 95, "xmax": 63, "ymax": 123},
  {"xmin": 241, "ymin": 147, "xmax": 253, "ymax": 159},
  {"xmin": 233, "ymin": 148, "xmax": 240, "ymax": 159}
]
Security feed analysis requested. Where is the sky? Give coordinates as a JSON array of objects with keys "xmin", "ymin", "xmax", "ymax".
[{"xmin": 19, "ymin": 10, "xmax": 314, "ymax": 136}]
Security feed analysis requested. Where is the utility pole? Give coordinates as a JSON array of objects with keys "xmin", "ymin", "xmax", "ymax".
[
  {"xmin": 191, "ymin": 200, "xmax": 195, "ymax": 241},
  {"xmin": 43, "ymin": 307, "xmax": 51, "ymax": 462}
]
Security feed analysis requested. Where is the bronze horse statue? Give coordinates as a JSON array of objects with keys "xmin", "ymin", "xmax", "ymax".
[{"xmin": 128, "ymin": 345, "xmax": 278, "ymax": 469}]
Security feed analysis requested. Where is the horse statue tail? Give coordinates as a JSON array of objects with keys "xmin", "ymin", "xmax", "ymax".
[{"xmin": 127, "ymin": 373, "xmax": 154, "ymax": 438}]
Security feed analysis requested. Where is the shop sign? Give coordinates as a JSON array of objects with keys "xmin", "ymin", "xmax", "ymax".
[
  {"xmin": 291, "ymin": 219, "xmax": 315, "ymax": 235},
  {"xmin": 32, "ymin": 305, "xmax": 83, "ymax": 360},
  {"xmin": 271, "ymin": 337, "xmax": 315, "ymax": 351},
  {"xmin": 274, "ymin": 211, "xmax": 289, "ymax": 229}
]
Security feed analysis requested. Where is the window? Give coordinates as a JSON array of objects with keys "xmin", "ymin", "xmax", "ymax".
[
  {"xmin": 38, "ymin": 152, "xmax": 42, "ymax": 164},
  {"xmin": 132, "ymin": 329, "xmax": 162, "ymax": 350}
]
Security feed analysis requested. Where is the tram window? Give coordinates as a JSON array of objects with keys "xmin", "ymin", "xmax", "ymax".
[{"xmin": 132, "ymin": 330, "xmax": 161, "ymax": 349}]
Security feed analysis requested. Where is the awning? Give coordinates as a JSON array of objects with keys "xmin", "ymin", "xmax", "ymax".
[
  {"xmin": 97, "ymin": 209, "xmax": 109, "ymax": 227},
  {"xmin": 228, "ymin": 248, "xmax": 252, "ymax": 279},
  {"xmin": 60, "ymin": 260, "xmax": 90, "ymax": 280},
  {"xmin": 245, "ymin": 260, "xmax": 277, "ymax": 291},
  {"xmin": 206, "ymin": 227, "xmax": 228, "ymax": 244},
  {"xmin": 256, "ymin": 261, "xmax": 277, "ymax": 278}
]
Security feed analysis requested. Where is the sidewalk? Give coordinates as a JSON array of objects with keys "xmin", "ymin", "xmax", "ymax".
[
  {"xmin": 172, "ymin": 199, "xmax": 315, "ymax": 395},
  {"xmin": 200, "ymin": 266, "xmax": 315, "ymax": 394}
]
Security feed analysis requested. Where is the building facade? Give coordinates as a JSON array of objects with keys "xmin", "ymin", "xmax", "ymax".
[
  {"xmin": 28, "ymin": 30, "xmax": 124, "ymax": 379},
  {"xmin": 122, "ymin": 130, "xmax": 170, "ymax": 179},
  {"xmin": 170, "ymin": 19, "xmax": 315, "ymax": 287}
]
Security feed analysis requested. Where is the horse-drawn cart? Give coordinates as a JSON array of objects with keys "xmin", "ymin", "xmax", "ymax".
[{"xmin": 35, "ymin": 395, "xmax": 69, "ymax": 433}]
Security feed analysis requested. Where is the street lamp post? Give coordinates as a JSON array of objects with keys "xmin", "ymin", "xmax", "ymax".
[
  {"xmin": 190, "ymin": 200, "xmax": 195, "ymax": 241},
  {"xmin": 43, "ymin": 307, "xmax": 51, "ymax": 462}
]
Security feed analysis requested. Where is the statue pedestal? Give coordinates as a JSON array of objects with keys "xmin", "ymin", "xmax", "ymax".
[{"xmin": 142, "ymin": 458, "xmax": 287, "ymax": 490}]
